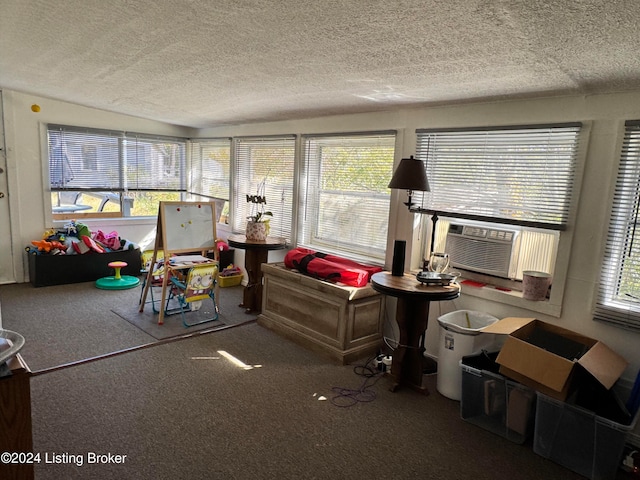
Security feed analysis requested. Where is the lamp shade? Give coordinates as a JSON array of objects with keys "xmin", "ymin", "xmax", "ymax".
[{"xmin": 388, "ymin": 155, "xmax": 430, "ymax": 191}]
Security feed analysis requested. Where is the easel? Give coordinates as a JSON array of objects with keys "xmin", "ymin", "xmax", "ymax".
[{"xmin": 139, "ymin": 201, "xmax": 220, "ymax": 325}]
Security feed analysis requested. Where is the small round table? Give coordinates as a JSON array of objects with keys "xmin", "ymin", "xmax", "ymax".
[
  {"xmin": 227, "ymin": 234, "xmax": 287, "ymax": 313},
  {"xmin": 371, "ymin": 271, "xmax": 460, "ymax": 394}
]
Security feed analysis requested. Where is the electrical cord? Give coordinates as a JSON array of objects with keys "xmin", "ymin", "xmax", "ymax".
[
  {"xmin": 329, "ymin": 282, "xmax": 461, "ymax": 408},
  {"xmin": 330, "ymin": 355, "xmax": 384, "ymax": 408}
]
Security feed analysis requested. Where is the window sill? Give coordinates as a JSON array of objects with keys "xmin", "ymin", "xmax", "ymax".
[{"xmin": 459, "ymin": 280, "xmax": 561, "ymax": 318}]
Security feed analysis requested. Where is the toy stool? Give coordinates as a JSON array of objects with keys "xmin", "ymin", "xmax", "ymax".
[{"xmin": 96, "ymin": 261, "xmax": 141, "ymax": 290}]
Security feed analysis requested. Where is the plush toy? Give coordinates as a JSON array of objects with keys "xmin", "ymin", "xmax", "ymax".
[
  {"xmin": 63, "ymin": 220, "xmax": 78, "ymax": 236},
  {"xmin": 82, "ymin": 235, "xmax": 105, "ymax": 253},
  {"xmin": 31, "ymin": 239, "xmax": 67, "ymax": 254},
  {"xmin": 220, "ymin": 264, "xmax": 242, "ymax": 277},
  {"xmin": 64, "ymin": 237, "xmax": 79, "ymax": 254},
  {"xmin": 119, "ymin": 238, "xmax": 137, "ymax": 250},
  {"xmin": 75, "ymin": 222, "xmax": 91, "ymax": 239},
  {"xmin": 216, "ymin": 239, "xmax": 230, "ymax": 251},
  {"xmin": 95, "ymin": 230, "xmax": 121, "ymax": 250}
]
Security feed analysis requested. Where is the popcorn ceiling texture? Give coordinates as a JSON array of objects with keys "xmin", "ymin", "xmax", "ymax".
[{"xmin": 0, "ymin": 0, "xmax": 638, "ymax": 128}]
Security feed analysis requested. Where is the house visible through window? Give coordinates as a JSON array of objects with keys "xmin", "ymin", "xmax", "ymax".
[
  {"xmin": 48, "ymin": 125, "xmax": 186, "ymax": 218},
  {"xmin": 415, "ymin": 123, "xmax": 581, "ymax": 285},
  {"xmin": 594, "ymin": 120, "xmax": 640, "ymax": 330},
  {"xmin": 299, "ymin": 132, "xmax": 396, "ymax": 264}
]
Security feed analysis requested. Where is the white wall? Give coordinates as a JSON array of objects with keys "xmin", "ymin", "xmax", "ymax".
[
  {"xmin": 5, "ymin": 87, "xmax": 640, "ymax": 384},
  {"xmin": 1, "ymin": 89, "xmax": 194, "ymax": 282},
  {"xmin": 198, "ymin": 92, "xmax": 640, "ymax": 384}
]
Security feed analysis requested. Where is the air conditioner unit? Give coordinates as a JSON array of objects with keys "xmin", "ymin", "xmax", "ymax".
[{"xmin": 445, "ymin": 222, "xmax": 520, "ymax": 279}]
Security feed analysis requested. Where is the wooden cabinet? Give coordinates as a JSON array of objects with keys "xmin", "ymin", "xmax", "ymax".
[{"xmin": 0, "ymin": 354, "xmax": 34, "ymax": 480}]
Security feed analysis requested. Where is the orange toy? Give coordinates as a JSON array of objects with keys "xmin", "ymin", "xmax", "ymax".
[{"xmin": 31, "ymin": 239, "xmax": 68, "ymax": 253}]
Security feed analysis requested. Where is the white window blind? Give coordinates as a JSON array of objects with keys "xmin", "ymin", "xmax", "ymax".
[
  {"xmin": 123, "ymin": 133, "xmax": 186, "ymax": 191},
  {"xmin": 594, "ymin": 120, "xmax": 640, "ymax": 330},
  {"xmin": 48, "ymin": 124, "xmax": 186, "ymax": 192},
  {"xmin": 48, "ymin": 125, "xmax": 120, "ymax": 191},
  {"xmin": 189, "ymin": 138, "xmax": 231, "ymax": 200},
  {"xmin": 415, "ymin": 124, "xmax": 581, "ymax": 230},
  {"xmin": 299, "ymin": 132, "xmax": 396, "ymax": 263},
  {"xmin": 232, "ymin": 136, "xmax": 295, "ymax": 241}
]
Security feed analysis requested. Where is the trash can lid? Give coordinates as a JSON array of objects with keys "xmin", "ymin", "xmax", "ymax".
[{"xmin": 437, "ymin": 310, "xmax": 499, "ymax": 335}]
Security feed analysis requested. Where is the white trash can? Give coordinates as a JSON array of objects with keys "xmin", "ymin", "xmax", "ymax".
[{"xmin": 436, "ymin": 310, "xmax": 499, "ymax": 400}]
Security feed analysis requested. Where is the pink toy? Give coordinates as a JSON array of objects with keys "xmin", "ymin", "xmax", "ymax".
[{"xmin": 95, "ymin": 230, "xmax": 121, "ymax": 250}]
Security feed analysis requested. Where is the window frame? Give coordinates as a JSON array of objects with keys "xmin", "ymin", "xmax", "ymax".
[
  {"xmin": 594, "ymin": 120, "xmax": 640, "ymax": 330},
  {"xmin": 47, "ymin": 124, "xmax": 188, "ymax": 219},
  {"xmin": 231, "ymin": 136, "xmax": 296, "ymax": 242},
  {"xmin": 413, "ymin": 123, "xmax": 586, "ymax": 317},
  {"xmin": 414, "ymin": 123, "xmax": 582, "ymax": 230},
  {"xmin": 298, "ymin": 131, "xmax": 397, "ymax": 265}
]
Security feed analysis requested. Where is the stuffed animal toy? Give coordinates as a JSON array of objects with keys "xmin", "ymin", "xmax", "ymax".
[
  {"xmin": 94, "ymin": 230, "xmax": 121, "ymax": 250},
  {"xmin": 31, "ymin": 239, "xmax": 67, "ymax": 254}
]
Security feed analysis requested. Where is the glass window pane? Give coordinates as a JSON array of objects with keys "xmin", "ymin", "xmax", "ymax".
[
  {"xmin": 233, "ymin": 137, "xmax": 295, "ymax": 241},
  {"xmin": 300, "ymin": 133, "xmax": 396, "ymax": 263}
]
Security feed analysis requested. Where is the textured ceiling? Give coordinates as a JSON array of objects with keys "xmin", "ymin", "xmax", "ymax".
[{"xmin": 1, "ymin": 0, "xmax": 639, "ymax": 128}]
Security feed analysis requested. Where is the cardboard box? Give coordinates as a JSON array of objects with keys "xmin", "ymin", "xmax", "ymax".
[{"xmin": 482, "ymin": 317, "xmax": 628, "ymax": 401}]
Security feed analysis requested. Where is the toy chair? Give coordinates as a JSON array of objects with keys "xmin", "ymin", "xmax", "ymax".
[
  {"xmin": 139, "ymin": 249, "xmax": 165, "ymax": 309},
  {"xmin": 166, "ymin": 263, "xmax": 220, "ymax": 327}
]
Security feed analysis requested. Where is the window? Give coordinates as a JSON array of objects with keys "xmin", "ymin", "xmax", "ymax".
[
  {"xmin": 232, "ymin": 136, "xmax": 296, "ymax": 241},
  {"xmin": 189, "ymin": 138, "xmax": 231, "ymax": 222},
  {"xmin": 48, "ymin": 125, "xmax": 186, "ymax": 217},
  {"xmin": 594, "ymin": 121, "xmax": 640, "ymax": 330},
  {"xmin": 299, "ymin": 132, "xmax": 396, "ymax": 263},
  {"xmin": 414, "ymin": 124, "xmax": 580, "ymax": 285},
  {"xmin": 189, "ymin": 138, "xmax": 231, "ymax": 200},
  {"xmin": 415, "ymin": 124, "xmax": 581, "ymax": 229}
]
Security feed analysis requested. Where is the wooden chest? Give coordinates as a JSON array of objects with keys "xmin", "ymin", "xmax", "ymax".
[{"xmin": 257, "ymin": 263, "xmax": 384, "ymax": 364}]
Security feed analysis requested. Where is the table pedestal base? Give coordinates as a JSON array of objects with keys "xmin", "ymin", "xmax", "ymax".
[
  {"xmin": 389, "ymin": 297, "xmax": 431, "ymax": 394},
  {"xmin": 239, "ymin": 249, "xmax": 269, "ymax": 314}
]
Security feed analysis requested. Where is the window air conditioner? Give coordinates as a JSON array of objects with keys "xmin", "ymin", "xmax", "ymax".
[{"xmin": 445, "ymin": 222, "xmax": 520, "ymax": 279}]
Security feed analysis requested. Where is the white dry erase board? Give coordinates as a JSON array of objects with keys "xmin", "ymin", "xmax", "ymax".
[{"xmin": 159, "ymin": 201, "xmax": 217, "ymax": 253}]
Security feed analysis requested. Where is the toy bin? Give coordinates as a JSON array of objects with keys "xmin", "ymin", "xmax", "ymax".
[
  {"xmin": 436, "ymin": 310, "xmax": 499, "ymax": 400},
  {"xmin": 460, "ymin": 351, "xmax": 536, "ymax": 444},
  {"xmin": 533, "ymin": 392, "xmax": 637, "ymax": 480},
  {"xmin": 218, "ymin": 274, "xmax": 243, "ymax": 288}
]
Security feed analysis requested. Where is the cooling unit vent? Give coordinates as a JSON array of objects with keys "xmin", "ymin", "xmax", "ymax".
[{"xmin": 446, "ymin": 223, "xmax": 517, "ymax": 279}]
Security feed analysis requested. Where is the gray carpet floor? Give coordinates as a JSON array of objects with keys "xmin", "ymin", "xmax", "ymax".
[
  {"xmin": 28, "ymin": 324, "xmax": 586, "ymax": 480},
  {"xmin": 0, "ymin": 281, "xmax": 252, "ymax": 372},
  {"xmin": 0, "ymin": 281, "xmax": 614, "ymax": 479}
]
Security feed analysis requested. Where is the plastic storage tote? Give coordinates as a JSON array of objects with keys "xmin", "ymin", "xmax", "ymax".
[
  {"xmin": 533, "ymin": 392, "xmax": 638, "ymax": 480},
  {"xmin": 436, "ymin": 310, "xmax": 498, "ymax": 400},
  {"xmin": 460, "ymin": 351, "xmax": 536, "ymax": 444}
]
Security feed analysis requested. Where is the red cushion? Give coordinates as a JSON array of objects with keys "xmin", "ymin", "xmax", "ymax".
[{"xmin": 284, "ymin": 248, "xmax": 382, "ymax": 287}]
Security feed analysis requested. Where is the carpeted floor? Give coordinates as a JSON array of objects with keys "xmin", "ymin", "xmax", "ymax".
[
  {"xmin": 0, "ymin": 280, "xmax": 252, "ymax": 371},
  {"xmin": 27, "ymin": 322, "xmax": 587, "ymax": 480},
  {"xmin": 0, "ymin": 279, "xmax": 631, "ymax": 479}
]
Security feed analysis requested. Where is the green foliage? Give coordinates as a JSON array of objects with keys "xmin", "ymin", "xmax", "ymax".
[{"xmin": 247, "ymin": 211, "xmax": 273, "ymax": 223}]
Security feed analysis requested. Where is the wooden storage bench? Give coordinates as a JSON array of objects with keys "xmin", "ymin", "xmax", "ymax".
[{"xmin": 257, "ymin": 263, "xmax": 385, "ymax": 365}]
